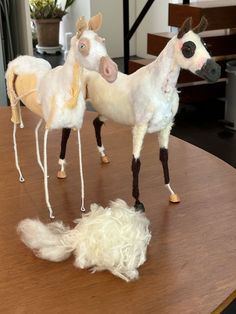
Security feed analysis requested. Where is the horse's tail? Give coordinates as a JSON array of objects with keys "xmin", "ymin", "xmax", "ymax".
[
  {"xmin": 17, "ymin": 219, "xmax": 76, "ymax": 262},
  {"xmin": 5, "ymin": 68, "xmax": 22, "ymax": 125}
]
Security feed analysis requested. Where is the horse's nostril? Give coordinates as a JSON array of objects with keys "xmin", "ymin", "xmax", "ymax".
[{"xmin": 105, "ymin": 67, "xmax": 111, "ymax": 75}]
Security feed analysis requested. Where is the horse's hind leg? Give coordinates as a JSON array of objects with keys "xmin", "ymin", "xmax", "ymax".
[
  {"xmin": 93, "ymin": 115, "xmax": 110, "ymax": 164},
  {"xmin": 132, "ymin": 124, "xmax": 147, "ymax": 212},
  {"xmin": 57, "ymin": 128, "xmax": 71, "ymax": 179},
  {"xmin": 158, "ymin": 124, "xmax": 180, "ymax": 203}
]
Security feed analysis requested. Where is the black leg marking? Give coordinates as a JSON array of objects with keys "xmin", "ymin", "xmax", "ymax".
[
  {"xmin": 60, "ymin": 128, "xmax": 71, "ymax": 160},
  {"xmin": 93, "ymin": 116, "xmax": 104, "ymax": 147},
  {"xmin": 160, "ymin": 148, "xmax": 170, "ymax": 184},
  {"xmin": 134, "ymin": 200, "xmax": 145, "ymax": 212},
  {"xmin": 131, "ymin": 156, "xmax": 145, "ymax": 212}
]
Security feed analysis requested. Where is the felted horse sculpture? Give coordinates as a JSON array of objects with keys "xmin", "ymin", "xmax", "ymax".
[
  {"xmin": 58, "ymin": 17, "xmax": 221, "ymax": 211},
  {"xmin": 6, "ymin": 13, "xmax": 118, "ymax": 218}
]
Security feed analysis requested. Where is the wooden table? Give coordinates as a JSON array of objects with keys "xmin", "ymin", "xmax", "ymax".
[{"xmin": 1, "ymin": 107, "xmax": 236, "ymax": 314}]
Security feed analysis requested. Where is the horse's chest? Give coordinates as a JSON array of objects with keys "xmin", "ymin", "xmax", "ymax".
[
  {"xmin": 147, "ymin": 93, "xmax": 176, "ymax": 133},
  {"xmin": 45, "ymin": 93, "xmax": 86, "ymax": 130}
]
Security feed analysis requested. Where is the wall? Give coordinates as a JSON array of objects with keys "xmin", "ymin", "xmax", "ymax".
[
  {"xmin": 135, "ymin": 0, "xmax": 170, "ymax": 58},
  {"xmin": 90, "ymin": 0, "xmax": 136, "ymax": 58},
  {"xmin": 59, "ymin": 0, "xmax": 91, "ymax": 46}
]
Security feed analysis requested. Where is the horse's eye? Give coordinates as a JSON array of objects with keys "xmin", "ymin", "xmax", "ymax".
[
  {"xmin": 181, "ymin": 41, "xmax": 196, "ymax": 58},
  {"xmin": 78, "ymin": 38, "xmax": 89, "ymax": 56},
  {"xmin": 79, "ymin": 43, "xmax": 86, "ymax": 49}
]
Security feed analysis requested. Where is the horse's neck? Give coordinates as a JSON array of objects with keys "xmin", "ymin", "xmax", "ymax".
[
  {"xmin": 58, "ymin": 51, "xmax": 82, "ymax": 109},
  {"xmin": 150, "ymin": 37, "xmax": 180, "ymax": 93},
  {"xmin": 62, "ymin": 49, "xmax": 82, "ymax": 86}
]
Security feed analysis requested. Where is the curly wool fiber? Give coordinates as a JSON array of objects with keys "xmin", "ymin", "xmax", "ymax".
[{"xmin": 17, "ymin": 199, "xmax": 151, "ymax": 282}]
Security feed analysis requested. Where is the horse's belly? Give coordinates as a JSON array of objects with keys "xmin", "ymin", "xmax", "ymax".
[
  {"xmin": 86, "ymin": 72, "xmax": 135, "ymax": 126},
  {"xmin": 88, "ymin": 88, "xmax": 135, "ymax": 125},
  {"xmin": 94, "ymin": 99, "xmax": 134, "ymax": 125}
]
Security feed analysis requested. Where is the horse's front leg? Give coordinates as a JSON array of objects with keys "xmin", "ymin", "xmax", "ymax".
[
  {"xmin": 132, "ymin": 124, "xmax": 148, "ymax": 212},
  {"xmin": 158, "ymin": 124, "xmax": 180, "ymax": 203},
  {"xmin": 57, "ymin": 128, "xmax": 71, "ymax": 178},
  {"xmin": 93, "ymin": 115, "xmax": 110, "ymax": 164}
]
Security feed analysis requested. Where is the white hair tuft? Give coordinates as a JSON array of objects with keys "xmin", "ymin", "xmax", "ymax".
[{"xmin": 17, "ymin": 199, "xmax": 151, "ymax": 282}]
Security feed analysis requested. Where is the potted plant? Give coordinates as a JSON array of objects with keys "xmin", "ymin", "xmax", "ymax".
[{"xmin": 29, "ymin": 0, "xmax": 76, "ymax": 53}]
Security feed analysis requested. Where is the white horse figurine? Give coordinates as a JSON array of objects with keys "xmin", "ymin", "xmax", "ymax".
[
  {"xmin": 5, "ymin": 13, "xmax": 118, "ymax": 218},
  {"xmin": 58, "ymin": 17, "xmax": 221, "ymax": 211}
]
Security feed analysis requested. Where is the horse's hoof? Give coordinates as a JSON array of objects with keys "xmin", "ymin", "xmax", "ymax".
[
  {"xmin": 57, "ymin": 170, "xmax": 67, "ymax": 179},
  {"xmin": 134, "ymin": 201, "xmax": 145, "ymax": 212},
  {"xmin": 169, "ymin": 193, "xmax": 180, "ymax": 203},
  {"xmin": 101, "ymin": 155, "xmax": 110, "ymax": 164}
]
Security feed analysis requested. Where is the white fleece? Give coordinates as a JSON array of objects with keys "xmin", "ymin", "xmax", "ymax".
[{"xmin": 17, "ymin": 199, "xmax": 151, "ymax": 282}]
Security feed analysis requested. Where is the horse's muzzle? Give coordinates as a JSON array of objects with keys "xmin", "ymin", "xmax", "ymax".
[
  {"xmin": 99, "ymin": 56, "xmax": 118, "ymax": 83},
  {"xmin": 196, "ymin": 59, "xmax": 221, "ymax": 83}
]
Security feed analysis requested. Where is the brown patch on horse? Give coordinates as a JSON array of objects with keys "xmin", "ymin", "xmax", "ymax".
[
  {"xmin": 78, "ymin": 37, "xmax": 90, "ymax": 57},
  {"xmin": 64, "ymin": 64, "xmax": 81, "ymax": 109},
  {"xmin": 15, "ymin": 74, "xmax": 43, "ymax": 118}
]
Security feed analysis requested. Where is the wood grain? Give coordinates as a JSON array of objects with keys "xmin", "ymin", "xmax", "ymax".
[
  {"xmin": 0, "ymin": 107, "xmax": 236, "ymax": 314},
  {"xmin": 169, "ymin": 1, "xmax": 236, "ymax": 30}
]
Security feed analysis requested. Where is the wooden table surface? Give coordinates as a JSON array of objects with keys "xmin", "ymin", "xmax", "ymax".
[{"xmin": 1, "ymin": 107, "xmax": 236, "ymax": 314}]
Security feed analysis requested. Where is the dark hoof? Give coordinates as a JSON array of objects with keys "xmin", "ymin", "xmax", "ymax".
[{"xmin": 134, "ymin": 201, "xmax": 145, "ymax": 212}]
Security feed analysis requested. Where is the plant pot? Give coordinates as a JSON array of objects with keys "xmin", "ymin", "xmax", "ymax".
[{"xmin": 34, "ymin": 18, "xmax": 61, "ymax": 47}]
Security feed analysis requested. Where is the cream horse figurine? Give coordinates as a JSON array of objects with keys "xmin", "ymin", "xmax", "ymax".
[
  {"xmin": 6, "ymin": 13, "xmax": 118, "ymax": 218},
  {"xmin": 57, "ymin": 17, "xmax": 221, "ymax": 212}
]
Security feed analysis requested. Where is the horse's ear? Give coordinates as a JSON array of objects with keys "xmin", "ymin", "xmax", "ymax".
[
  {"xmin": 88, "ymin": 12, "xmax": 102, "ymax": 32},
  {"xmin": 193, "ymin": 16, "xmax": 208, "ymax": 34},
  {"xmin": 76, "ymin": 16, "xmax": 88, "ymax": 38},
  {"xmin": 177, "ymin": 17, "xmax": 192, "ymax": 39}
]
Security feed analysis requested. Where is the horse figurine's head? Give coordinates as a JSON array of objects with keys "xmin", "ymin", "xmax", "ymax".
[
  {"xmin": 174, "ymin": 17, "xmax": 221, "ymax": 83},
  {"xmin": 70, "ymin": 13, "xmax": 118, "ymax": 83}
]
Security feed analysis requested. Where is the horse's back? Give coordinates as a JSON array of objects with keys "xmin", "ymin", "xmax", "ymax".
[{"xmin": 6, "ymin": 55, "xmax": 51, "ymax": 77}]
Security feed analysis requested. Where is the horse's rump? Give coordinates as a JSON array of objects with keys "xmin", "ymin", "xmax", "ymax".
[
  {"xmin": 6, "ymin": 70, "xmax": 43, "ymax": 123},
  {"xmin": 5, "ymin": 56, "xmax": 51, "ymax": 123},
  {"xmin": 14, "ymin": 74, "xmax": 43, "ymax": 118}
]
